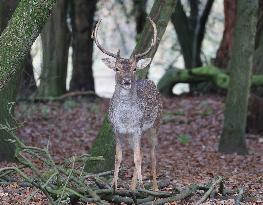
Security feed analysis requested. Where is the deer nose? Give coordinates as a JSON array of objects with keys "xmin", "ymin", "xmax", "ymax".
[{"xmin": 122, "ymin": 78, "xmax": 131, "ymax": 85}]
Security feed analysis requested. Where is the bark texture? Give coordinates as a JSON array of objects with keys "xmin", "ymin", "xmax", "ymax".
[
  {"xmin": 0, "ymin": 0, "xmax": 20, "ymax": 162},
  {"xmin": 37, "ymin": 0, "xmax": 70, "ymax": 98},
  {"xmin": 0, "ymin": 0, "xmax": 56, "ymax": 90},
  {"xmin": 0, "ymin": 0, "xmax": 56, "ymax": 161},
  {"xmin": 171, "ymin": 0, "xmax": 214, "ymax": 69},
  {"xmin": 69, "ymin": 0, "xmax": 97, "ymax": 92},
  {"xmin": 214, "ymin": 0, "xmax": 237, "ymax": 69},
  {"xmin": 0, "ymin": 0, "xmax": 36, "ymax": 99},
  {"xmin": 85, "ymin": 0, "xmax": 177, "ymax": 172},
  {"xmin": 133, "ymin": 0, "xmax": 148, "ymax": 36},
  {"xmin": 219, "ymin": 0, "xmax": 258, "ymax": 154}
]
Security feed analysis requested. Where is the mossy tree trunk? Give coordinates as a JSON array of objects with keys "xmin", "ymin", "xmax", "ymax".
[
  {"xmin": 85, "ymin": 0, "xmax": 177, "ymax": 173},
  {"xmin": 0, "ymin": 0, "xmax": 21, "ymax": 162},
  {"xmin": 69, "ymin": 0, "xmax": 97, "ymax": 92},
  {"xmin": 0, "ymin": 1, "xmax": 37, "ymax": 99},
  {"xmin": 219, "ymin": 0, "xmax": 258, "ymax": 154},
  {"xmin": 0, "ymin": 0, "xmax": 56, "ymax": 90},
  {"xmin": 0, "ymin": 0, "xmax": 56, "ymax": 161},
  {"xmin": 37, "ymin": 0, "xmax": 70, "ymax": 98},
  {"xmin": 157, "ymin": 65, "xmax": 263, "ymax": 97}
]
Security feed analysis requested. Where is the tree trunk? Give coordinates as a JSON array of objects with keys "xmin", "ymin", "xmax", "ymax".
[
  {"xmin": 214, "ymin": 0, "xmax": 237, "ymax": 69},
  {"xmin": 0, "ymin": 0, "xmax": 56, "ymax": 90},
  {"xmin": 0, "ymin": 0, "xmax": 20, "ymax": 162},
  {"xmin": 171, "ymin": 0, "xmax": 193, "ymax": 69},
  {"xmin": 85, "ymin": 0, "xmax": 177, "ymax": 173},
  {"xmin": 0, "ymin": 0, "xmax": 56, "ymax": 161},
  {"xmin": 219, "ymin": 0, "xmax": 258, "ymax": 154},
  {"xmin": 133, "ymin": 0, "xmax": 148, "ymax": 36},
  {"xmin": 37, "ymin": 0, "xmax": 70, "ymax": 98},
  {"xmin": 69, "ymin": 0, "xmax": 97, "ymax": 92},
  {"xmin": 18, "ymin": 54, "xmax": 37, "ymax": 99},
  {"xmin": 0, "ymin": 0, "xmax": 36, "ymax": 99},
  {"xmin": 171, "ymin": 0, "xmax": 214, "ymax": 93},
  {"xmin": 246, "ymin": 1, "xmax": 263, "ymax": 132}
]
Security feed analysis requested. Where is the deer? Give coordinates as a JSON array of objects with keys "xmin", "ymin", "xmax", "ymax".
[{"xmin": 92, "ymin": 17, "xmax": 162, "ymax": 191}]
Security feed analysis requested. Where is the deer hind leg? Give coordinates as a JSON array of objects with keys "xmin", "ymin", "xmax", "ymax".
[
  {"xmin": 130, "ymin": 167, "xmax": 137, "ymax": 190},
  {"xmin": 149, "ymin": 128, "xmax": 158, "ymax": 191},
  {"xmin": 112, "ymin": 139, "xmax": 122, "ymax": 190},
  {"xmin": 133, "ymin": 136, "xmax": 143, "ymax": 188}
]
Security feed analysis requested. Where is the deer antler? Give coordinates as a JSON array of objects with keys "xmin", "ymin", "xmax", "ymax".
[
  {"xmin": 134, "ymin": 17, "xmax": 157, "ymax": 60},
  {"xmin": 92, "ymin": 20, "xmax": 119, "ymax": 58}
]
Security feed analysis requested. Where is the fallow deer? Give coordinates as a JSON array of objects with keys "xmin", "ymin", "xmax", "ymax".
[{"xmin": 92, "ymin": 18, "xmax": 162, "ymax": 191}]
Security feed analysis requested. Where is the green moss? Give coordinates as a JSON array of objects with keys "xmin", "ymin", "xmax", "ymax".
[
  {"xmin": 219, "ymin": 0, "xmax": 258, "ymax": 154},
  {"xmin": 85, "ymin": 116, "xmax": 115, "ymax": 173},
  {"xmin": 0, "ymin": 0, "xmax": 56, "ymax": 90}
]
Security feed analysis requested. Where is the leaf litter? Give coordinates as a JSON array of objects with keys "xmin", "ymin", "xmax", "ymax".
[{"xmin": 0, "ymin": 95, "xmax": 262, "ymax": 204}]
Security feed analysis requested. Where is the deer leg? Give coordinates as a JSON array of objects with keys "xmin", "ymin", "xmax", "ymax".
[
  {"xmin": 130, "ymin": 167, "xmax": 137, "ymax": 190},
  {"xmin": 112, "ymin": 140, "xmax": 122, "ymax": 190},
  {"xmin": 149, "ymin": 128, "xmax": 158, "ymax": 191},
  {"xmin": 133, "ymin": 138, "xmax": 143, "ymax": 188}
]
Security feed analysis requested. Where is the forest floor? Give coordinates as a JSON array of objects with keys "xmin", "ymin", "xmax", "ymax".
[{"xmin": 0, "ymin": 95, "xmax": 262, "ymax": 205}]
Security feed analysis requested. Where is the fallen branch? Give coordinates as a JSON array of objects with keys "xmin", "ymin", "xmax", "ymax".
[
  {"xmin": 0, "ymin": 128, "xmax": 234, "ymax": 205},
  {"xmin": 195, "ymin": 176, "xmax": 224, "ymax": 205}
]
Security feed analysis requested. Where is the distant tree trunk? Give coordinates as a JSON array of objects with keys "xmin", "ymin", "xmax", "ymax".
[
  {"xmin": 133, "ymin": 0, "xmax": 147, "ymax": 36},
  {"xmin": 37, "ymin": 0, "xmax": 70, "ymax": 98},
  {"xmin": 18, "ymin": 54, "xmax": 37, "ymax": 98},
  {"xmin": 246, "ymin": 0, "xmax": 263, "ymax": 132},
  {"xmin": 170, "ymin": 0, "xmax": 214, "ymax": 93},
  {"xmin": 253, "ymin": 0, "xmax": 263, "ymax": 75},
  {"xmin": 85, "ymin": 0, "xmax": 177, "ymax": 173},
  {"xmin": 0, "ymin": 0, "xmax": 56, "ymax": 161},
  {"xmin": 214, "ymin": 0, "xmax": 237, "ymax": 68},
  {"xmin": 171, "ymin": 0, "xmax": 214, "ymax": 69},
  {"xmin": 219, "ymin": 0, "xmax": 258, "ymax": 154},
  {"xmin": 69, "ymin": 0, "xmax": 97, "ymax": 92}
]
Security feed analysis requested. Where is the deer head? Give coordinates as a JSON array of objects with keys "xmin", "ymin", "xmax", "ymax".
[{"xmin": 92, "ymin": 17, "xmax": 157, "ymax": 89}]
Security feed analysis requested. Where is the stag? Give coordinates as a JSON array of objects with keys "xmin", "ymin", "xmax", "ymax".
[{"xmin": 92, "ymin": 18, "xmax": 162, "ymax": 191}]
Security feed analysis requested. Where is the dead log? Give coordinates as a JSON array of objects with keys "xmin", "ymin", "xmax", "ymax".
[{"xmin": 158, "ymin": 66, "xmax": 263, "ymax": 96}]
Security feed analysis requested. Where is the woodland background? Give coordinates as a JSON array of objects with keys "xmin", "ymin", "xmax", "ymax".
[{"xmin": 0, "ymin": 0, "xmax": 262, "ymax": 204}]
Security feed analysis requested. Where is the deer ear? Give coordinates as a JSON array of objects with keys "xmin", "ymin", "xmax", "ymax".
[
  {"xmin": 137, "ymin": 58, "xmax": 152, "ymax": 69},
  {"xmin": 102, "ymin": 58, "xmax": 116, "ymax": 70}
]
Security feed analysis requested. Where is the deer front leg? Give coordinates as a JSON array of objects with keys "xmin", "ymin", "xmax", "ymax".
[
  {"xmin": 133, "ymin": 137, "xmax": 143, "ymax": 189},
  {"xmin": 112, "ymin": 140, "xmax": 122, "ymax": 190}
]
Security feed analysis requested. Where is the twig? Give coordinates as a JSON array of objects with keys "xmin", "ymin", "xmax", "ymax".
[
  {"xmin": 195, "ymin": 176, "xmax": 223, "ymax": 205},
  {"xmin": 84, "ymin": 170, "xmax": 114, "ymax": 178},
  {"xmin": 138, "ymin": 188, "xmax": 173, "ymax": 197},
  {"xmin": 57, "ymin": 156, "xmax": 75, "ymax": 204}
]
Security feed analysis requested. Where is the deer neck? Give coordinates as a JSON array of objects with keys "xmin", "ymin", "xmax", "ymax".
[{"xmin": 114, "ymin": 83, "xmax": 137, "ymax": 100}]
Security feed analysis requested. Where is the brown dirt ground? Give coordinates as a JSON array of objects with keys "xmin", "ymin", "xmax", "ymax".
[{"xmin": 0, "ymin": 96, "xmax": 262, "ymax": 204}]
